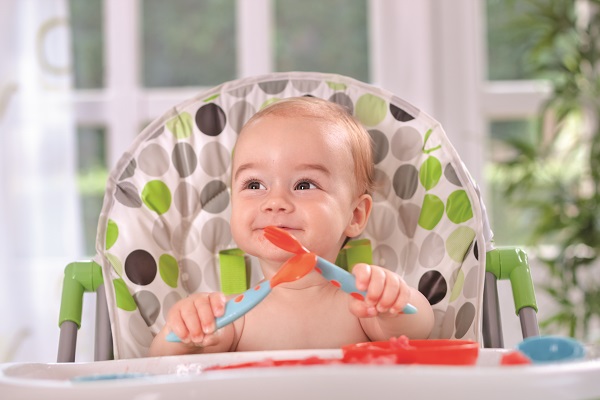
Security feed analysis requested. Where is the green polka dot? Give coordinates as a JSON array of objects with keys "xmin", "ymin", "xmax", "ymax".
[
  {"xmin": 446, "ymin": 190, "xmax": 473, "ymax": 224},
  {"xmin": 326, "ymin": 81, "xmax": 347, "ymax": 91},
  {"xmin": 113, "ymin": 278, "xmax": 137, "ymax": 311},
  {"xmin": 260, "ymin": 98, "xmax": 280, "ymax": 110},
  {"xmin": 446, "ymin": 226, "xmax": 476, "ymax": 262},
  {"xmin": 419, "ymin": 156, "xmax": 442, "ymax": 190},
  {"xmin": 106, "ymin": 219, "xmax": 118, "ymax": 250},
  {"xmin": 166, "ymin": 112, "xmax": 193, "ymax": 139},
  {"xmin": 418, "ymin": 194, "xmax": 444, "ymax": 230},
  {"xmin": 142, "ymin": 180, "xmax": 172, "ymax": 215},
  {"xmin": 159, "ymin": 254, "xmax": 179, "ymax": 288},
  {"xmin": 450, "ymin": 269, "xmax": 465, "ymax": 302},
  {"xmin": 355, "ymin": 94, "xmax": 386, "ymax": 126},
  {"xmin": 106, "ymin": 252, "xmax": 123, "ymax": 277}
]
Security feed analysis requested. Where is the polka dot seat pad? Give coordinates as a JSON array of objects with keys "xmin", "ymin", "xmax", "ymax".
[{"xmin": 96, "ymin": 72, "xmax": 493, "ymax": 359}]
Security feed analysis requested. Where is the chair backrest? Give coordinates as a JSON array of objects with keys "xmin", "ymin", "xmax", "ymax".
[{"xmin": 95, "ymin": 72, "xmax": 492, "ymax": 359}]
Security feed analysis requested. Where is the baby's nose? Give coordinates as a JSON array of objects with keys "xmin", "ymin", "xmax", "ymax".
[{"xmin": 261, "ymin": 189, "xmax": 294, "ymax": 213}]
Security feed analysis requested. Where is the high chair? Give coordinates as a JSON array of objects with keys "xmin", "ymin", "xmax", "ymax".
[{"xmin": 57, "ymin": 71, "xmax": 539, "ymax": 362}]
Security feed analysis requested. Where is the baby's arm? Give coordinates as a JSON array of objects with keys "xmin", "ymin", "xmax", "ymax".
[
  {"xmin": 349, "ymin": 263, "xmax": 434, "ymax": 341},
  {"xmin": 148, "ymin": 292, "xmax": 237, "ymax": 357}
]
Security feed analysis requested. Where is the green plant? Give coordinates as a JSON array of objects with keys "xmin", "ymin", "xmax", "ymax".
[{"xmin": 493, "ymin": 0, "xmax": 600, "ymax": 341}]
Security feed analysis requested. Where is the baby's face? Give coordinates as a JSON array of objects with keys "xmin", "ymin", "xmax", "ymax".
[{"xmin": 230, "ymin": 115, "xmax": 362, "ymax": 264}]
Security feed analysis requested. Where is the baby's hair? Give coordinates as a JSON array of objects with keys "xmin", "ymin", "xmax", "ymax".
[{"xmin": 241, "ymin": 97, "xmax": 375, "ymax": 195}]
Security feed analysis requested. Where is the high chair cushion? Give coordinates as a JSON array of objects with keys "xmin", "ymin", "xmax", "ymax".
[{"xmin": 95, "ymin": 72, "xmax": 492, "ymax": 359}]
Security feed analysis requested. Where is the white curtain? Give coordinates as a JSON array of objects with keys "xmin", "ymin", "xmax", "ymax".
[{"xmin": 0, "ymin": 0, "xmax": 82, "ymax": 362}]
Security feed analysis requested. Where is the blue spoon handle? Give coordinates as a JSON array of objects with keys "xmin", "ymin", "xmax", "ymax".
[
  {"xmin": 166, "ymin": 280, "xmax": 272, "ymax": 343},
  {"xmin": 315, "ymin": 257, "xmax": 417, "ymax": 314}
]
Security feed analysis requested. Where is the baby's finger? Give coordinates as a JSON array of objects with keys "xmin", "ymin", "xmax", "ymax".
[
  {"xmin": 352, "ymin": 263, "xmax": 371, "ymax": 292},
  {"xmin": 390, "ymin": 279, "xmax": 411, "ymax": 314},
  {"xmin": 348, "ymin": 296, "xmax": 378, "ymax": 318},
  {"xmin": 179, "ymin": 299, "xmax": 204, "ymax": 342},
  {"xmin": 208, "ymin": 292, "xmax": 227, "ymax": 318},
  {"xmin": 194, "ymin": 295, "xmax": 218, "ymax": 337},
  {"xmin": 375, "ymin": 272, "xmax": 401, "ymax": 313},
  {"xmin": 166, "ymin": 309, "xmax": 191, "ymax": 343},
  {"xmin": 364, "ymin": 266, "xmax": 386, "ymax": 306}
]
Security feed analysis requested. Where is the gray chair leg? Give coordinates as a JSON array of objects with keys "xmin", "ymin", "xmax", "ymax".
[
  {"xmin": 519, "ymin": 306, "xmax": 540, "ymax": 339},
  {"xmin": 57, "ymin": 321, "xmax": 78, "ymax": 363},
  {"xmin": 482, "ymin": 271, "xmax": 504, "ymax": 348},
  {"xmin": 94, "ymin": 283, "xmax": 113, "ymax": 361}
]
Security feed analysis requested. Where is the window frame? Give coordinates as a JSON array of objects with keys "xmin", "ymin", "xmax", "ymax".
[{"xmin": 72, "ymin": 0, "xmax": 551, "ymax": 196}]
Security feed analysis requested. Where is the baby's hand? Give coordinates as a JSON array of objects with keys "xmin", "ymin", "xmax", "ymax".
[
  {"xmin": 349, "ymin": 263, "xmax": 410, "ymax": 318},
  {"xmin": 165, "ymin": 292, "xmax": 226, "ymax": 347}
]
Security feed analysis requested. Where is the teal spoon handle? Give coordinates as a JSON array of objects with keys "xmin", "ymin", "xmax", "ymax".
[
  {"xmin": 166, "ymin": 280, "xmax": 272, "ymax": 343},
  {"xmin": 315, "ymin": 257, "xmax": 417, "ymax": 314}
]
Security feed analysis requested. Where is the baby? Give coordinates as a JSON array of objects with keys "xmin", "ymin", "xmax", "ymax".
[{"xmin": 149, "ymin": 97, "xmax": 434, "ymax": 356}]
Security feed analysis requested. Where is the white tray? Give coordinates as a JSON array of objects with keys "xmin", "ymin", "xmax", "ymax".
[{"xmin": 2, "ymin": 349, "xmax": 600, "ymax": 400}]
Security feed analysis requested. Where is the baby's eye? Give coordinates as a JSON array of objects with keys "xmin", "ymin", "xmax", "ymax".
[
  {"xmin": 295, "ymin": 181, "xmax": 317, "ymax": 190},
  {"xmin": 245, "ymin": 181, "xmax": 266, "ymax": 190}
]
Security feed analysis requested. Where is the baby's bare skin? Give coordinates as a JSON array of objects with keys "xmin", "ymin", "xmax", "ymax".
[{"xmin": 149, "ymin": 98, "xmax": 435, "ymax": 357}]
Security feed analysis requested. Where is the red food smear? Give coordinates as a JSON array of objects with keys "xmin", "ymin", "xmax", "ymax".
[{"xmin": 500, "ymin": 351, "xmax": 532, "ymax": 365}]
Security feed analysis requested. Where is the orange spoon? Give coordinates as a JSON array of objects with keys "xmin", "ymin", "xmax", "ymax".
[
  {"xmin": 264, "ymin": 226, "xmax": 310, "ymax": 254},
  {"xmin": 166, "ymin": 252, "xmax": 317, "ymax": 342},
  {"xmin": 263, "ymin": 226, "xmax": 418, "ymax": 314}
]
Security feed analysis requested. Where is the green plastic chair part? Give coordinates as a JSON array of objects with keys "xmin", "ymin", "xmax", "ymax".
[
  {"xmin": 335, "ymin": 239, "xmax": 373, "ymax": 272},
  {"xmin": 219, "ymin": 248, "xmax": 248, "ymax": 295},
  {"xmin": 220, "ymin": 239, "xmax": 374, "ymax": 295},
  {"xmin": 58, "ymin": 260, "xmax": 104, "ymax": 328},
  {"xmin": 486, "ymin": 247, "xmax": 538, "ymax": 315}
]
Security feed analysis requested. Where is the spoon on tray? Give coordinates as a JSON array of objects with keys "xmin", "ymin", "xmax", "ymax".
[
  {"xmin": 264, "ymin": 226, "xmax": 417, "ymax": 314},
  {"xmin": 166, "ymin": 251, "xmax": 317, "ymax": 342}
]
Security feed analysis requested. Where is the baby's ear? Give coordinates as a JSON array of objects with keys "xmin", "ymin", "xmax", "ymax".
[{"xmin": 345, "ymin": 194, "xmax": 373, "ymax": 238}]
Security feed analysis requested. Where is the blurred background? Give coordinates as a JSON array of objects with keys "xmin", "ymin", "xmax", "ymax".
[{"xmin": 1, "ymin": 0, "xmax": 598, "ymax": 362}]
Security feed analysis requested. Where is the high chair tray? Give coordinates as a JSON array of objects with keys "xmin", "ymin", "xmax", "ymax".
[{"xmin": 2, "ymin": 349, "xmax": 600, "ymax": 400}]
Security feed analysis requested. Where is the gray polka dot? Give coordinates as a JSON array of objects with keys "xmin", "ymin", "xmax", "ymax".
[
  {"xmin": 328, "ymin": 93, "xmax": 354, "ymax": 114},
  {"xmin": 373, "ymin": 168, "xmax": 391, "ymax": 203},
  {"xmin": 174, "ymin": 182, "xmax": 201, "ymax": 218},
  {"xmin": 258, "ymin": 80, "xmax": 288, "ymax": 94},
  {"xmin": 138, "ymin": 144, "xmax": 170, "ymax": 177},
  {"xmin": 366, "ymin": 205, "xmax": 396, "ymax": 241},
  {"xmin": 152, "ymin": 218, "xmax": 171, "ymax": 251},
  {"xmin": 199, "ymin": 142, "xmax": 230, "ymax": 177},
  {"xmin": 180, "ymin": 258, "xmax": 202, "ymax": 293},
  {"xmin": 201, "ymin": 180, "xmax": 230, "ymax": 214},
  {"xmin": 391, "ymin": 126, "xmax": 422, "ymax": 161},
  {"xmin": 133, "ymin": 290, "xmax": 160, "ymax": 326},
  {"xmin": 171, "ymin": 221, "xmax": 200, "ymax": 255},
  {"xmin": 455, "ymin": 302, "xmax": 476, "ymax": 339},
  {"xmin": 129, "ymin": 312, "xmax": 155, "ymax": 347},
  {"xmin": 419, "ymin": 232, "xmax": 445, "ymax": 268},
  {"xmin": 400, "ymin": 242, "xmax": 419, "ymax": 276},
  {"xmin": 393, "ymin": 164, "xmax": 419, "ymax": 199},
  {"xmin": 429, "ymin": 309, "xmax": 446, "ymax": 339},
  {"xmin": 149, "ymin": 126, "xmax": 164, "ymax": 140},
  {"xmin": 201, "ymin": 255, "xmax": 221, "ymax": 291},
  {"xmin": 229, "ymin": 101, "xmax": 257, "ymax": 133},
  {"xmin": 444, "ymin": 163, "xmax": 462, "ymax": 186},
  {"xmin": 463, "ymin": 267, "xmax": 480, "ymax": 299},
  {"xmin": 291, "ymin": 79, "xmax": 321, "ymax": 92},
  {"xmin": 373, "ymin": 244, "xmax": 398, "ymax": 272},
  {"xmin": 162, "ymin": 291, "xmax": 183, "ymax": 320},
  {"xmin": 397, "ymin": 203, "xmax": 420, "ymax": 238},
  {"xmin": 115, "ymin": 182, "xmax": 142, "ymax": 208},
  {"xmin": 228, "ymin": 84, "xmax": 254, "ymax": 98},
  {"xmin": 119, "ymin": 156, "xmax": 136, "ymax": 180},
  {"xmin": 201, "ymin": 217, "xmax": 232, "ymax": 253},
  {"xmin": 369, "ymin": 129, "xmax": 389, "ymax": 165},
  {"xmin": 172, "ymin": 142, "xmax": 197, "ymax": 178},
  {"xmin": 440, "ymin": 305, "xmax": 456, "ymax": 339}
]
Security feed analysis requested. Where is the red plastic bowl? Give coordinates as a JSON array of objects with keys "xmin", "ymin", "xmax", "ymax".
[{"xmin": 342, "ymin": 338, "xmax": 479, "ymax": 365}]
